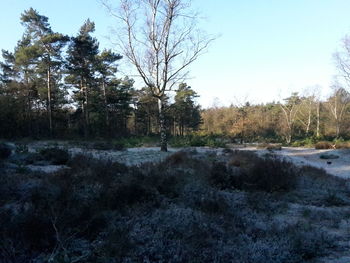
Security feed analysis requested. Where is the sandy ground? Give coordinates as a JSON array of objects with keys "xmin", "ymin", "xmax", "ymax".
[
  {"xmin": 19, "ymin": 142, "xmax": 350, "ymax": 262},
  {"xmin": 243, "ymin": 147, "xmax": 350, "ymax": 179},
  {"xmin": 24, "ymin": 141, "xmax": 350, "ymax": 178}
]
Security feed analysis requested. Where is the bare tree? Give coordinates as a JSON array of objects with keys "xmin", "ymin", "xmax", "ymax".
[
  {"xmin": 326, "ymin": 81, "xmax": 350, "ymax": 138},
  {"xmin": 334, "ymin": 36, "xmax": 350, "ymax": 86},
  {"xmin": 297, "ymin": 86, "xmax": 322, "ymax": 136},
  {"xmin": 104, "ymin": 0, "xmax": 214, "ymax": 151},
  {"xmin": 280, "ymin": 92, "xmax": 301, "ymax": 144}
]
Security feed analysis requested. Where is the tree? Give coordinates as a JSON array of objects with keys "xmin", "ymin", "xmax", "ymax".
[
  {"xmin": 280, "ymin": 92, "xmax": 301, "ymax": 143},
  {"xmin": 133, "ymin": 87, "xmax": 160, "ymax": 135},
  {"xmin": 326, "ymin": 82, "xmax": 350, "ymax": 138},
  {"xmin": 20, "ymin": 8, "xmax": 69, "ymax": 136},
  {"xmin": 95, "ymin": 49, "xmax": 123, "ymax": 132},
  {"xmin": 105, "ymin": 0, "xmax": 214, "ymax": 151},
  {"xmin": 66, "ymin": 19, "xmax": 99, "ymax": 137},
  {"xmin": 172, "ymin": 83, "xmax": 201, "ymax": 135}
]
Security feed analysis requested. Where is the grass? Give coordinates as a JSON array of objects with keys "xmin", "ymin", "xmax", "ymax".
[
  {"xmin": 0, "ymin": 148, "xmax": 346, "ymax": 262},
  {"xmin": 169, "ymin": 134, "xmax": 228, "ymax": 148}
]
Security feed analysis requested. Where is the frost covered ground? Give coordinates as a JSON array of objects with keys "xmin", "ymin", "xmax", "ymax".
[
  {"xmin": 2, "ymin": 141, "xmax": 350, "ymax": 262},
  {"xmin": 25, "ymin": 141, "xmax": 350, "ymax": 179},
  {"xmin": 239, "ymin": 146, "xmax": 350, "ymax": 179}
]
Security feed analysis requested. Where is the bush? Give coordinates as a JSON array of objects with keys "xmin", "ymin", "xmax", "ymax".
[
  {"xmin": 334, "ymin": 141, "xmax": 350, "ymax": 149},
  {"xmin": 39, "ymin": 147, "xmax": 70, "ymax": 165},
  {"xmin": 319, "ymin": 153, "xmax": 339, "ymax": 159},
  {"xmin": 0, "ymin": 143, "xmax": 12, "ymax": 159},
  {"xmin": 92, "ymin": 141, "xmax": 113, "ymax": 150},
  {"xmin": 257, "ymin": 143, "xmax": 282, "ymax": 150},
  {"xmin": 165, "ymin": 151, "xmax": 188, "ymax": 166},
  {"xmin": 0, "ymin": 148, "xmax": 338, "ymax": 262},
  {"xmin": 291, "ymin": 137, "xmax": 315, "ymax": 147},
  {"xmin": 232, "ymin": 156, "xmax": 298, "ymax": 192},
  {"xmin": 15, "ymin": 143, "xmax": 29, "ymax": 154},
  {"xmin": 228, "ymin": 150, "xmax": 257, "ymax": 168},
  {"xmin": 169, "ymin": 135, "xmax": 227, "ymax": 148},
  {"xmin": 113, "ymin": 142, "xmax": 125, "ymax": 151},
  {"xmin": 315, "ymin": 141, "xmax": 334, "ymax": 149}
]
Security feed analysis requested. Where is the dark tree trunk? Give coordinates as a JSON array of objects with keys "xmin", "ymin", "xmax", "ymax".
[{"xmin": 47, "ymin": 65, "xmax": 53, "ymax": 136}]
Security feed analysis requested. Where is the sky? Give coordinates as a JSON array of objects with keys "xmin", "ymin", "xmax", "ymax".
[{"xmin": 1, "ymin": 0, "xmax": 350, "ymax": 107}]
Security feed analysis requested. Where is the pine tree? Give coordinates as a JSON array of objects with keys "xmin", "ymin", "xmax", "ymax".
[
  {"xmin": 20, "ymin": 8, "xmax": 69, "ymax": 136},
  {"xmin": 66, "ymin": 19, "xmax": 99, "ymax": 137}
]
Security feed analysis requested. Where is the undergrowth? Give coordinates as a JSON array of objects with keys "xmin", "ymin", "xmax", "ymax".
[{"xmin": 0, "ymin": 149, "xmax": 342, "ymax": 263}]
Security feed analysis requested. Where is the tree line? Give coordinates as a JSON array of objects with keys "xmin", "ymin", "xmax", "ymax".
[
  {"xmin": 3, "ymin": 3, "xmax": 350, "ymax": 147},
  {"xmin": 201, "ymin": 31, "xmax": 350, "ymax": 144},
  {"xmin": 201, "ymin": 86, "xmax": 350, "ymax": 143},
  {"xmin": 0, "ymin": 8, "xmax": 201, "ymax": 140}
]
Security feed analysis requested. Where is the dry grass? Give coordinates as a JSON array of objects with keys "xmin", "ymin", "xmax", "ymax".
[
  {"xmin": 315, "ymin": 141, "xmax": 334, "ymax": 149},
  {"xmin": 257, "ymin": 143, "xmax": 282, "ymax": 150}
]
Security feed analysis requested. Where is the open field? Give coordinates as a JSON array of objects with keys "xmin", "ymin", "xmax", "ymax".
[
  {"xmin": 1, "ymin": 141, "xmax": 350, "ymax": 262},
  {"xmin": 17, "ymin": 141, "xmax": 350, "ymax": 179},
  {"xmin": 241, "ymin": 146, "xmax": 350, "ymax": 179}
]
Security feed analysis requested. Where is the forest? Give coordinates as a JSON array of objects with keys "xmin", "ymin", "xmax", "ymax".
[
  {"xmin": 2, "ymin": 8, "xmax": 350, "ymax": 149},
  {"xmin": 0, "ymin": 8, "xmax": 201, "ymax": 142},
  {"xmin": 3, "ymin": 2, "xmax": 350, "ymax": 263}
]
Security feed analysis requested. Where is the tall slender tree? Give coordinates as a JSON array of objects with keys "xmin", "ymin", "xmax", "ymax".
[
  {"xmin": 95, "ymin": 49, "xmax": 122, "ymax": 132},
  {"xmin": 20, "ymin": 8, "xmax": 69, "ymax": 136}
]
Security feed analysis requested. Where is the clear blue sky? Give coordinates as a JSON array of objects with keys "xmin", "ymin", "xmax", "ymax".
[{"xmin": 1, "ymin": 0, "xmax": 350, "ymax": 107}]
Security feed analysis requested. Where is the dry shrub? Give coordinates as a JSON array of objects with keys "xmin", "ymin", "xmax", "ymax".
[
  {"xmin": 315, "ymin": 141, "xmax": 334, "ymax": 149},
  {"xmin": 209, "ymin": 161, "xmax": 232, "ymax": 189},
  {"xmin": 237, "ymin": 157, "xmax": 298, "ymax": 192},
  {"xmin": 266, "ymin": 145, "xmax": 282, "ymax": 151},
  {"xmin": 0, "ymin": 143, "xmax": 12, "ymax": 159},
  {"xmin": 228, "ymin": 150, "xmax": 258, "ymax": 168},
  {"xmin": 334, "ymin": 141, "xmax": 350, "ymax": 149},
  {"xmin": 39, "ymin": 147, "xmax": 70, "ymax": 165},
  {"xmin": 165, "ymin": 151, "xmax": 188, "ymax": 166},
  {"xmin": 257, "ymin": 143, "xmax": 282, "ymax": 150}
]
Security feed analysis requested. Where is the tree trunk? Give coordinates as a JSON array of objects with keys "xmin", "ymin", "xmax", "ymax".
[
  {"xmin": 102, "ymin": 80, "xmax": 110, "ymax": 132},
  {"xmin": 336, "ymin": 122, "xmax": 340, "ymax": 138},
  {"xmin": 158, "ymin": 98, "xmax": 167, "ymax": 152},
  {"xmin": 25, "ymin": 69, "xmax": 33, "ymax": 137},
  {"xmin": 316, "ymin": 102, "xmax": 320, "ymax": 137},
  {"xmin": 47, "ymin": 65, "xmax": 53, "ymax": 137},
  {"xmin": 306, "ymin": 104, "xmax": 311, "ymax": 135},
  {"xmin": 80, "ymin": 79, "xmax": 88, "ymax": 138}
]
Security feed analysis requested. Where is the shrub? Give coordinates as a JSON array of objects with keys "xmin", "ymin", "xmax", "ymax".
[
  {"xmin": 257, "ymin": 143, "xmax": 282, "ymax": 150},
  {"xmin": 169, "ymin": 135, "xmax": 228, "ymax": 148},
  {"xmin": 209, "ymin": 161, "xmax": 234, "ymax": 189},
  {"xmin": 291, "ymin": 137, "xmax": 315, "ymax": 147},
  {"xmin": 15, "ymin": 143, "xmax": 29, "ymax": 154},
  {"xmin": 113, "ymin": 142, "xmax": 125, "ymax": 151},
  {"xmin": 165, "ymin": 151, "xmax": 188, "ymax": 166},
  {"xmin": 39, "ymin": 147, "xmax": 70, "ymax": 165},
  {"xmin": 266, "ymin": 145, "xmax": 282, "ymax": 151},
  {"xmin": 291, "ymin": 226, "xmax": 335, "ymax": 260},
  {"xmin": 334, "ymin": 141, "xmax": 350, "ymax": 149},
  {"xmin": 92, "ymin": 141, "xmax": 113, "ymax": 150},
  {"xmin": 0, "ymin": 143, "xmax": 12, "ymax": 159},
  {"xmin": 315, "ymin": 141, "xmax": 334, "ymax": 149},
  {"xmin": 222, "ymin": 148, "xmax": 233, "ymax": 154},
  {"xmin": 235, "ymin": 156, "xmax": 298, "ymax": 192},
  {"xmin": 324, "ymin": 191, "xmax": 348, "ymax": 206},
  {"xmin": 108, "ymin": 182, "xmax": 158, "ymax": 209},
  {"xmin": 228, "ymin": 150, "xmax": 257, "ymax": 168},
  {"xmin": 319, "ymin": 153, "xmax": 339, "ymax": 159},
  {"xmin": 0, "ymin": 148, "xmax": 339, "ymax": 262}
]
